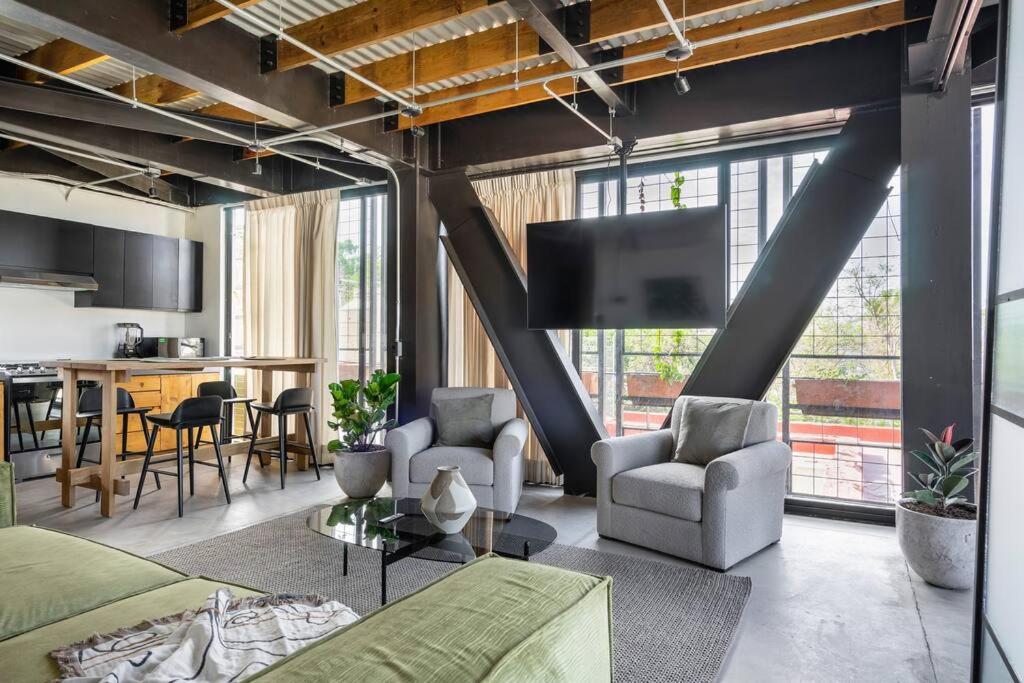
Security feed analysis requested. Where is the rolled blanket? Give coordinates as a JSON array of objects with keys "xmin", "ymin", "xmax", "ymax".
[{"xmin": 50, "ymin": 588, "xmax": 359, "ymax": 682}]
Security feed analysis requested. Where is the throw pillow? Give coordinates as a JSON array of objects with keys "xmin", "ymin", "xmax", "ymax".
[
  {"xmin": 434, "ymin": 394, "xmax": 495, "ymax": 448},
  {"xmin": 673, "ymin": 397, "xmax": 754, "ymax": 466}
]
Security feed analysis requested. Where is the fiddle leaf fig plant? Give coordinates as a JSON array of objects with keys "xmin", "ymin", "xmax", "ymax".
[
  {"xmin": 326, "ymin": 370, "xmax": 400, "ymax": 453},
  {"xmin": 903, "ymin": 424, "xmax": 977, "ymax": 512}
]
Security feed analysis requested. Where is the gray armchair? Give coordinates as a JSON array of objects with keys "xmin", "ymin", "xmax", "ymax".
[
  {"xmin": 591, "ymin": 395, "xmax": 791, "ymax": 570},
  {"xmin": 386, "ymin": 388, "xmax": 527, "ymax": 513}
]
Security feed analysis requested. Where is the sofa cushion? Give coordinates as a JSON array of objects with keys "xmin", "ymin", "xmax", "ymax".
[
  {"xmin": 410, "ymin": 446, "xmax": 494, "ymax": 485},
  {"xmin": 612, "ymin": 462, "xmax": 705, "ymax": 522},
  {"xmin": 249, "ymin": 555, "xmax": 613, "ymax": 682},
  {"xmin": 0, "ymin": 577, "xmax": 260, "ymax": 682},
  {"xmin": 433, "ymin": 394, "xmax": 495, "ymax": 447},
  {"xmin": 0, "ymin": 526, "xmax": 187, "ymax": 642}
]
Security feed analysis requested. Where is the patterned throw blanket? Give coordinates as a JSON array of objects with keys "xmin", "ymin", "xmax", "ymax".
[{"xmin": 51, "ymin": 589, "xmax": 359, "ymax": 682}]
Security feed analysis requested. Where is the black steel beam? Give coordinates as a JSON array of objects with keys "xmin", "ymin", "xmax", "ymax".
[
  {"xmin": 47, "ymin": 150, "xmax": 190, "ymax": 206},
  {"xmin": 0, "ymin": 145, "xmax": 103, "ymax": 184},
  {"xmin": 900, "ymin": 60, "xmax": 974, "ymax": 495},
  {"xmin": 506, "ymin": 0, "xmax": 629, "ymax": 113},
  {"xmin": 676, "ymin": 107, "xmax": 901, "ymax": 404},
  {"xmin": 430, "ymin": 172, "xmax": 607, "ymax": 495},
  {"xmin": 0, "ymin": 107, "xmax": 282, "ymax": 196},
  {"xmin": 0, "ymin": 0, "xmax": 406, "ymax": 165},
  {"xmin": 433, "ymin": 29, "xmax": 902, "ymax": 171},
  {"xmin": 0, "ymin": 78, "xmax": 384, "ymax": 177},
  {"xmin": 396, "ymin": 164, "xmax": 444, "ymax": 421}
]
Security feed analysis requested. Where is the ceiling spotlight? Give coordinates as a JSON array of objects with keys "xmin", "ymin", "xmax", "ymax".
[
  {"xmin": 674, "ymin": 74, "xmax": 691, "ymax": 95},
  {"xmin": 410, "ymin": 125, "xmax": 426, "ymax": 139}
]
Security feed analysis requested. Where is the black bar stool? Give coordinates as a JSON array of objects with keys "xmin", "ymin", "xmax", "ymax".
[
  {"xmin": 11, "ymin": 385, "xmax": 40, "ymax": 451},
  {"xmin": 75, "ymin": 387, "xmax": 153, "ymax": 468},
  {"xmin": 134, "ymin": 396, "xmax": 230, "ymax": 518},
  {"xmin": 42, "ymin": 380, "xmax": 100, "ymax": 443},
  {"xmin": 193, "ymin": 381, "xmax": 256, "ymax": 452},
  {"xmin": 243, "ymin": 388, "xmax": 320, "ymax": 489},
  {"xmin": 76, "ymin": 387, "xmax": 154, "ymax": 502}
]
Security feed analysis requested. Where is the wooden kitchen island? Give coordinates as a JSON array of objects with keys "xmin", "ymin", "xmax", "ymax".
[{"xmin": 41, "ymin": 357, "xmax": 324, "ymax": 517}]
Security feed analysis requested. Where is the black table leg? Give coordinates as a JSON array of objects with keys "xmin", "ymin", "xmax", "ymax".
[
  {"xmin": 343, "ymin": 542, "xmax": 348, "ymax": 576},
  {"xmin": 524, "ymin": 540, "xmax": 531, "ymax": 560},
  {"xmin": 381, "ymin": 543, "xmax": 388, "ymax": 606}
]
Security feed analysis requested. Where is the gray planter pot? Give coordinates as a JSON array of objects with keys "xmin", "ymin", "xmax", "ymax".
[
  {"xmin": 896, "ymin": 502, "xmax": 977, "ymax": 590},
  {"xmin": 334, "ymin": 447, "xmax": 389, "ymax": 499}
]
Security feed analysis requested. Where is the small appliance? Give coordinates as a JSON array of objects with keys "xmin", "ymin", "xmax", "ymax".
[
  {"xmin": 140, "ymin": 337, "xmax": 205, "ymax": 358},
  {"xmin": 115, "ymin": 323, "xmax": 144, "ymax": 358}
]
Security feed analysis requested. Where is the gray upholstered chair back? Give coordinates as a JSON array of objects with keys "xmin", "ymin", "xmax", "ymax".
[
  {"xmin": 430, "ymin": 387, "xmax": 517, "ymax": 430},
  {"xmin": 669, "ymin": 395, "xmax": 778, "ymax": 449}
]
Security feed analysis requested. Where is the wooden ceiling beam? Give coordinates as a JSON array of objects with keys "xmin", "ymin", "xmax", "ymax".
[
  {"xmin": 277, "ymin": 0, "xmax": 491, "ymax": 71},
  {"xmin": 109, "ymin": 73, "xmax": 199, "ymax": 106},
  {"xmin": 341, "ymin": 0, "xmax": 758, "ymax": 104},
  {"xmin": 174, "ymin": 0, "xmax": 263, "ymax": 33},
  {"xmin": 13, "ymin": 37, "xmax": 108, "ymax": 83},
  {"xmin": 398, "ymin": 0, "xmax": 911, "ymax": 129},
  {"xmin": 193, "ymin": 102, "xmax": 266, "ymax": 123}
]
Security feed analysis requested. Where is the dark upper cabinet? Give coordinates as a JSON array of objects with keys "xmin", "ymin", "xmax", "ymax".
[
  {"xmin": 0, "ymin": 209, "xmax": 93, "ymax": 274},
  {"xmin": 177, "ymin": 239, "xmax": 203, "ymax": 312},
  {"xmin": 75, "ymin": 227, "xmax": 124, "ymax": 308},
  {"xmin": 123, "ymin": 232, "xmax": 154, "ymax": 309},
  {"xmin": 152, "ymin": 235, "xmax": 180, "ymax": 310}
]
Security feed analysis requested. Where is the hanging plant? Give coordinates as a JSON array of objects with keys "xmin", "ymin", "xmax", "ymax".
[
  {"xmin": 670, "ymin": 172, "xmax": 687, "ymax": 209},
  {"xmin": 638, "ymin": 177, "xmax": 647, "ymax": 212}
]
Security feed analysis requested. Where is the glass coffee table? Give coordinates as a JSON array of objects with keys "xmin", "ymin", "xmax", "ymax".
[{"xmin": 307, "ymin": 497, "xmax": 557, "ymax": 605}]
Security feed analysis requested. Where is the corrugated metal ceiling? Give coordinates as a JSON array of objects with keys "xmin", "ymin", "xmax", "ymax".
[{"xmin": 1, "ymin": 0, "xmax": 814, "ymax": 110}]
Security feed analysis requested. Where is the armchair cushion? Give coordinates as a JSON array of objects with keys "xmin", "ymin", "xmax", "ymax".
[
  {"xmin": 410, "ymin": 446, "xmax": 494, "ymax": 485},
  {"xmin": 433, "ymin": 394, "xmax": 495, "ymax": 448},
  {"xmin": 673, "ymin": 398, "xmax": 754, "ymax": 466},
  {"xmin": 612, "ymin": 463, "xmax": 705, "ymax": 522}
]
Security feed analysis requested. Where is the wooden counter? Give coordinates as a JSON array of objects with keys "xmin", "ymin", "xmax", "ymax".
[{"xmin": 40, "ymin": 358, "xmax": 324, "ymax": 517}]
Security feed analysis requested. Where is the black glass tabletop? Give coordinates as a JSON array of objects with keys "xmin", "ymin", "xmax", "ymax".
[{"xmin": 307, "ymin": 497, "xmax": 557, "ymax": 563}]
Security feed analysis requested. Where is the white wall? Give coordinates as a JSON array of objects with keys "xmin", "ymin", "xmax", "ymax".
[{"xmin": 0, "ymin": 176, "xmax": 223, "ymax": 361}]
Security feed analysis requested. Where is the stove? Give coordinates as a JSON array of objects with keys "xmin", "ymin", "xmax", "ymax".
[{"xmin": 0, "ymin": 362, "xmax": 59, "ymax": 382}]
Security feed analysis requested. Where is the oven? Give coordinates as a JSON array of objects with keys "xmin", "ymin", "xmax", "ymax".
[{"xmin": 2, "ymin": 362, "xmax": 64, "ymax": 480}]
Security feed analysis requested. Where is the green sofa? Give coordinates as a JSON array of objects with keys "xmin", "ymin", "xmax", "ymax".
[{"xmin": 0, "ymin": 463, "xmax": 612, "ymax": 681}]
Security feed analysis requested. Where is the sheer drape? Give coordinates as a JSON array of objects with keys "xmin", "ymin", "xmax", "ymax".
[
  {"xmin": 447, "ymin": 169, "xmax": 575, "ymax": 485},
  {"xmin": 244, "ymin": 189, "xmax": 339, "ymax": 452}
]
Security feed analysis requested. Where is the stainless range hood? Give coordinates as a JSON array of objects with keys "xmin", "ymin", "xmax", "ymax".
[{"xmin": 0, "ymin": 266, "xmax": 98, "ymax": 292}]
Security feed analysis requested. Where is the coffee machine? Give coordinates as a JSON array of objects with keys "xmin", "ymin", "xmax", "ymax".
[{"xmin": 115, "ymin": 323, "xmax": 144, "ymax": 358}]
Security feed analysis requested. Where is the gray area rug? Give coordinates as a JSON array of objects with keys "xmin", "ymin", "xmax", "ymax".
[{"xmin": 152, "ymin": 508, "xmax": 751, "ymax": 682}]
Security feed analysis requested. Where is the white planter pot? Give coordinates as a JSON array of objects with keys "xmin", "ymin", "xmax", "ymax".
[
  {"xmin": 333, "ymin": 447, "xmax": 389, "ymax": 499},
  {"xmin": 420, "ymin": 465, "xmax": 477, "ymax": 534},
  {"xmin": 896, "ymin": 502, "xmax": 977, "ymax": 590}
]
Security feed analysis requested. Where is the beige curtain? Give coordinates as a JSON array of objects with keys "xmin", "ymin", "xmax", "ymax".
[
  {"xmin": 244, "ymin": 189, "xmax": 339, "ymax": 451},
  {"xmin": 448, "ymin": 169, "xmax": 575, "ymax": 485}
]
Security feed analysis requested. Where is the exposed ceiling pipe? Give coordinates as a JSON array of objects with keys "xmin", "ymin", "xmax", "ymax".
[
  {"xmin": 209, "ymin": 0, "xmax": 417, "ymax": 112},
  {"xmin": 542, "ymin": 79, "xmax": 616, "ymax": 145},
  {"xmin": 0, "ymin": 170, "xmax": 194, "ymax": 212},
  {"xmin": 63, "ymin": 170, "xmax": 145, "ymax": 199},
  {"xmin": 0, "ymin": 52, "xmax": 368, "ymax": 184},
  {"xmin": 655, "ymin": 0, "xmax": 690, "ymax": 54},
  {"xmin": 259, "ymin": 0, "xmax": 900, "ymax": 143}
]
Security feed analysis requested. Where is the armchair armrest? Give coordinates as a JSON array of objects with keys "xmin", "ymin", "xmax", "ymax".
[
  {"xmin": 705, "ymin": 440, "xmax": 791, "ymax": 492},
  {"xmin": 385, "ymin": 417, "xmax": 434, "ymax": 491},
  {"xmin": 493, "ymin": 418, "xmax": 528, "ymax": 466},
  {"xmin": 591, "ymin": 429, "xmax": 674, "ymax": 479}
]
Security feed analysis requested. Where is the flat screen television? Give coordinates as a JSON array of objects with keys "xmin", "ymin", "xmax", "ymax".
[{"xmin": 527, "ymin": 206, "xmax": 727, "ymax": 329}]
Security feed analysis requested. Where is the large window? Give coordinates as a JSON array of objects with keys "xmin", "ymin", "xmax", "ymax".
[
  {"xmin": 222, "ymin": 190, "xmax": 388, "ymax": 432},
  {"xmin": 575, "ymin": 140, "xmax": 904, "ymax": 506}
]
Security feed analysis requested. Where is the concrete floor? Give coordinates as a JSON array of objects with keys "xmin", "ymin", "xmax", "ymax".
[{"xmin": 15, "ymin": 461, "xmax": 972, "ymax": 682}]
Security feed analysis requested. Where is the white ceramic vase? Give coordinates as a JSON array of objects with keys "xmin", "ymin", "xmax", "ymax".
[
  {"xmin": 420, "ymin": 465, "xmax": 477, "ymax": 534},
  {"xmin": 896, "ymin": 502, "xmax": 977, "ymax": 590}
]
